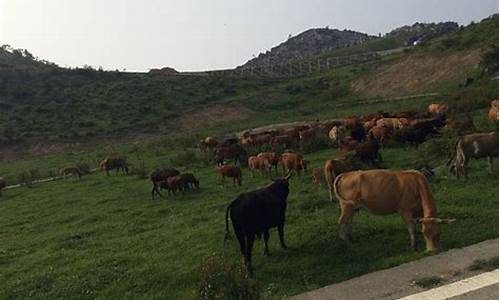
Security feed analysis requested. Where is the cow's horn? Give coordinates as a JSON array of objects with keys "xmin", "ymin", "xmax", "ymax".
[
  {"xmin": 284, "ymin": 172, "xmax": 292, "ymax": 180},
  {"xmin": 437, "ymin": 218, "xmax": 456, "ymax": 224}
]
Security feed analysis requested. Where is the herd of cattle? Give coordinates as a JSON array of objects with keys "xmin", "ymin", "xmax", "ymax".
[{"xmin": 0, "ymin": 101, "xmax": 498, "ymax": 275}]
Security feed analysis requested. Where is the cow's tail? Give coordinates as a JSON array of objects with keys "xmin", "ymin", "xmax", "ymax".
[
  {"xmin": 333, "ymin": 173, "xmax": 354, "ymax": 205},
  {"xmin": 224, "ymin": 202, "xmax": 233, "ymax": 246}
]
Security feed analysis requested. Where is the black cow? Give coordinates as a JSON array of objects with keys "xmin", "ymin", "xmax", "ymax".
[
  {"xmin": 350, "ymin": 123, "xmax": 366, "ymax": 142},
  {"xmin": 224, "ymin": 174, "xmax": 291, "ymax": 275}
]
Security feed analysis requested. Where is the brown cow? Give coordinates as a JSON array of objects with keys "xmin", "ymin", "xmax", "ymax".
[
  {"xmin": 447, "ymin": 131, "xmax": 498, "ymax": 179},
  {"xmin": 257, "ymin": 152, "xmax": 280, "ymax": 173},
  {"xmin": 334, "ymin": 170, "xmax": 455, "ymax": 251},
  {"xmin": 150, "ymin": 168, "xmax": 180, "ymax": 199},
  {"xmin": 99, "ymin": 157, "xmax": 129, "ymax": 176},
  {"xmin": 216, "ymin": 165, "xmax": 242, "ymax": 187},
  {"xmin": 354, "ymin": 139, "xmax": 382, "ymax": 166},
  {"xmin": 367, "ymin": 125, "xmax": 392, "ymax": 147},
  {"xmin": 280, "ymin": 152, "xmax": 306, "ymax": 176},
  {"xmin": 428, "ymin": 103, "xmax": 448, "ymax": 115},
  {"xmin": 248, "ymin": 156, "xmax": 271, "ymax": 177},
  {"xmin": 445, "ymin": 115, "xmax": 476, "ymax": 134},
  {"xmin": 0, "ymin": 177, "xmax": 6, "ymax": 196},
  {"xmin": 339, "ymin": 136, "xmax": 359, "ymax": 152},
  {"xmin": 60, "ymin": 166, "xmax": 82, "ymax": 179},
  {"xmin": 343, "ymin": 117, "xmax": 359, "ymax": 129},
  {"xmin": 215, "ymin": 144, "xmax": 246, "ymax": 166},
  {"xmin": 299, "ymin": 128, "xmax": 319, "ymax": 142},
  {"xmin": 199, "ymin": 137, "xmax": 218, "ymax": 151},
  {"xmin": 376, "ymin": 118, "xmax": 404, "ymax": 130},
  {"xmin": 311, "ymin": 167, "xmax": 325, "ymax": 192},
  {"xmin": 324, "ymin": 156, "xmax": 356, "ymax": 201}
]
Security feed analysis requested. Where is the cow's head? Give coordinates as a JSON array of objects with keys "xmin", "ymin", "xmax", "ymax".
[{"xmin": 417, "ymin": 217, "xmax": 456, "ymax": 252}]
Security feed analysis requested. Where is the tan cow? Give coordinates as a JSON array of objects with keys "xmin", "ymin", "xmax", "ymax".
[
  {"xmin": 428, "ymin": 103, "xmax": 448, "ymax": 115},
  {"xmin": 488, "ymin": 99, "xmax": 499, "ymax": 122},
  {"xmin": 367, "ymin": 125, "xmax": 392, "ymax": 147},
  {"xmin": 334, "ymin": 170, "xmax": 455, "ymax": 251},
  {"xmin": 248, "ymin": 156, "xmax": 272, "ymax": 177},
  {"xmin": 60, "ymin": 166, "xmax": 82, "ymax": 179},
  {"xmin": 312, "ymin": 167, "xmax": 325, "ymax": 192},
  {"xmin": 280, "ymin": 152, "xmax": 306, "ymax": 176},
  {"xmin": 328, "ymin": 126, "xmax": 345, "ymax": 145},
  {"xmin": 257, "ymin": 152, "xmax": 280, "ymax": 173},
  {"xmin": 376, "ymin": 118, "xmax": 404, "ymax": 130},
  {"xmin": 324, "ymin": 156, "xmax": 356, "ymax": 201}
]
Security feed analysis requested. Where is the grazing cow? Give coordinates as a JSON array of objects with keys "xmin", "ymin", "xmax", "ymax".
[
  {"xmin": 163, "ymin": 173, "xmax": 200, "ymax": 194},
  {"xmin": 324, "ymin": 156, "xmax": 356, "ymax": 201},
  {"xmin": 298, "ymin": 128, "xmax": 319, "ymax": 142},
  {"xmin": 214, "ymin": 144, "xmax": 246, "ymax": 166},
  {"xmin": 354, "ymin": 139, "xmax": 381, "ymax": 166},
  {"xmin": 334, "ymin": 170, "xmax": 455, "ymax": 251},
  {"xmin": 311, "ymin": 167, "xmax": 325, "ymax": 192},
  {"xmin": 224, "ymin": 174, "xmax": 291, "ymax": 274},
  {"xmin": 445, "ymin": 115, "xmax": 476, "ymax": 134},
  {"xmin": 339, "ymin": 136, "xmax": 359, "ymax": 152},
  {"xmin": 280, "ymin": 152, "xmax": 306, "ymax": 176},
  {"xmin": 270, "ymin": 135, "xmax": 295, "ymax": 148},
  {"xmin": 248, "ymin": 156, "xmax": 272, "ymax": 177},
  {"xmin": 150, "ymin": 168, "xmax": 180, "ymax": 199},
  {"xmin": 100, "ymin": 157, "xmax": 129, "ymax": 176},
  {"xmin": 0, "ymin": 177, "xmax": 6, "ymax": 196},
  {"xmin": 328, "ymin": 126, "xmax": 345, "ymax": 145},
  {"xmin": 488, "ymin": 99, "xmax": 499, "ymax": 122},
  {"xmin": 448, "ymin": 131, "xmax": 499, "ymax": 179},
  {"xmin": 349, "ymin": 123, "xmax": 366, "ymax": 142},
  {"xmin": 60, "ymin": 166, "xmax": 82, "ymax": 179},
  {"xmin": 363, "ymin": 119, "xmax": 377, "ymax": 131},
  {"xmin": 368, "ymin": 125, "xmax": 392, "ymax": 147},
  {"xmin": 376, "ymin": 118, "xmax": 404, "ymax": 130},
  {"xmin": 216, "ymin": 165, "xmax": 242, "ymax": 187},
  {"xmin": 199, "ymin": 137, "xmax": 219, "ymax": 152},
  {"xmin": 178, "ymin": 173, "xmax": 200, "ymax": 190},
  {"xmin": 343, "ymin": 117, "xmax": 359, "ymax": 129},
  {"xmin": 252, "ymin": 133, "xmax": 273, "ymax": 147},
  {"xmin": 428, "ymin": 103, "xmax": 448, "ymax": 115},
  {"xmin": 257, "ymin": 152, "xmax": 280, "ymax": 173},
  {"xmin": 394, "ymin": 126, "xmax": 428, "ymax": 147}
]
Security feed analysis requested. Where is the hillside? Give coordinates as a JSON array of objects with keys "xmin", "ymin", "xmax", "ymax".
[{"xmin": 0, "ymin": 15, "xmax": 497, "ymax": 150}]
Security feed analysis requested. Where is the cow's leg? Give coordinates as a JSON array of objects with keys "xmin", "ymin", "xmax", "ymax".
[
  {"xmin": 245, "ymin": 234, "xmax": 255, "ymax": 275},
  {"xmin": 235, "ymin": 230, "xmax": 246, "ymax": 256},
  {"xmin": 277, "ymin": 224, "xmax": 287, "ymax": 249},
  {"xmin": 338, "ymin": 204, "xmax": 355, "ymax": 243},
  {"xmin": 401, "ymin": 213, "xmax": 418, "ymax": 250},
  {"xmin": 263, "ymin": 230, "xmax": 270, "ymax": 256},
  {"xmin": 488, "ymin": 156, "xmax": 494, "ymax": 174}
]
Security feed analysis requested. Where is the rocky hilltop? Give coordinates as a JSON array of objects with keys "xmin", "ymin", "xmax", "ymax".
[
  {"xmin": 386, "ymin": 21, "xmax": 459, "ymax": 46},
  {"xmin": 241, "ymin": 28, "xmax": 374, "ymax": 68}
]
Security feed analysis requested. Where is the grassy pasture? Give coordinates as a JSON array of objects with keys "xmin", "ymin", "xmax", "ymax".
[{"xmin": 0, "ymin": 144, "xmax": 497, "ymax": 299}]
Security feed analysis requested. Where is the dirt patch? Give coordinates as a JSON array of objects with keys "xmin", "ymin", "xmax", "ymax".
[
  {"xmin": 351, "ymin": 49, "xmax": 484, "ymax": 98},
  {"xmin": 178, "ymin": 103, "xmax": 254, "ymax": 129}
]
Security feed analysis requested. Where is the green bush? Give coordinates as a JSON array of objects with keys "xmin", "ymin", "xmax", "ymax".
[
  {"xmin": 130, "ymin": 160, "xmax": 149, "ymax": 179},
  {"xmin": 414, "ymin": 132, "xmax": 457, "ymax": 168},
  {"xmin": 198, "ymin": 253, "xmax": 261, "ymax": 300}
]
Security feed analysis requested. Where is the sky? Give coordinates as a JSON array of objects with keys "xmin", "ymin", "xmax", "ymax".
[{"xmin": 0, "ymin": 0, "xmax": 498, "ymax": 72}]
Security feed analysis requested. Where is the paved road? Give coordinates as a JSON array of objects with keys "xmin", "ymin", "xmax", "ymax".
[
  {"xmin": 291, "ymin": 239, "xmax": 498, "ymax": 300},
  {"xmin": 449, "ymin": 284, "xmax": 498, "ymax": 300}
]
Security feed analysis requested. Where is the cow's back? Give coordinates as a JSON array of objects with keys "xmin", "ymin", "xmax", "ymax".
[{"xmin": 335, "ymin": 170, "xmax": 424, "ymax": 215}]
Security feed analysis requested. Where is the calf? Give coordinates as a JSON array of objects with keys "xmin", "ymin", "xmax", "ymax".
[
  {"xmin": 311, "ymin": 167, "xmax": 325, "ymax": 192},
  {"xmin": 216, "ymin": 165, "xmax": 242, "ymax": 187},
  {"xmin": 428, "ymin": 103, "xmax": 448, "ymax": 115},
  {"xmin": 257, "ymin": 152, "xmax": 280, "ymax": 174},
  {"xmin": 280, "ymin": 152, "xmax": 306, "ymax": 176},
  {"xmin": 488, "ymin": 99, "xmax": 498, "ymax": 122},
  {"xmin": 448, "ymin": 131, "xmax": 498, "ymax": 180},
  {"xmin": 60, "ymin": 166, "xmax": 82, "ymax": 179},
  {"xmin": 248, "ymin": 156, "xmax": 271, "ymax": 177},
  {"xmin": 224, "ymin": 174, "xmax": 291, "ymax": 274},
  {"xmin": 100, "ymin": 157, "xmax": 129, "ymax": 176},
  {"xmin": 368, "ymin": 125, "xmax": 392, "ymax": 147},
  {"xmin": 150, "ymin": 168, "xmax": 180, "ymax": 199},
  {"xmin": 324, "ymin": 156, "xmax": 356, "ymax": 202}
]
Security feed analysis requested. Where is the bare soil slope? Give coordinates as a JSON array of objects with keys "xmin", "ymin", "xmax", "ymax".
[{"xmin": 351, "ymin": 49, "xmax": 484, "ymax": 98}]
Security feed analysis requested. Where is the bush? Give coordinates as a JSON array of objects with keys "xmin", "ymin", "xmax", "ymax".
[
  {"xmin": 414, "ymin": 132, "xmax": 457, "ymax": 168},
  {"xmin": 17, "ymin": 171, "xmax": 34, "ymax": 187},
  {"xmin": 130, "ymin": 159, "xmax": 149, "ymax": 179},
  {"xmin": 198, "ymin": 253, "xmax": 261, "ymax": 300}
]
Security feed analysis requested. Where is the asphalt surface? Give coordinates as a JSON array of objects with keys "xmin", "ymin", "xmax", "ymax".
[
  {"xmin": 449, "ymin": 284, "xmax": 498, "ymax": 300},
  {"xmin": 291, "ymin": 239, "xmax": 498, "ymax": 300}
]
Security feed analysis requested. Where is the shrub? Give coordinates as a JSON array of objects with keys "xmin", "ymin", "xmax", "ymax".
[
  {"xmin": 414, "ymin": 132, "xmax": 457, "ymax": 168},
  {"xmin": 17, "ymin": 171, "xmax": 34, "ymax": 187},
  {"xmin": 130, "ymin": 159, "xmax": 149, "ymax": 179},
  {"xmin": 198, "ymin": 253, "xmax": 261, "ymax": 300}
]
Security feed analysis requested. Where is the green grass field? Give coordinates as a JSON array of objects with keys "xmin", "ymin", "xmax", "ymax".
[{"xmin": 1, "ymin": 143, "xmax": 498, "ymax": 299}]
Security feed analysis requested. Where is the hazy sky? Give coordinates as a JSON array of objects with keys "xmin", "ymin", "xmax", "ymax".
[{"xmin": 1, "ymin": 0, "xmax": 498, "ymax": 72}]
